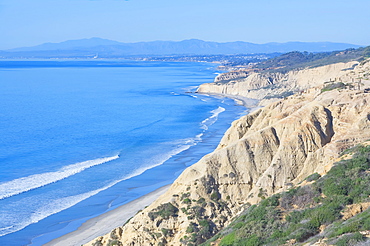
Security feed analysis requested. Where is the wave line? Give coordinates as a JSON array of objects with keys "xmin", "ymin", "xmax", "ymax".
[
  {"xmin": 0, "ymin": 155, "xmax": 119, "ymax": 200},
  {"xmin": 200, "ymin": 106, "xmax": 225, "ymax": 130}
]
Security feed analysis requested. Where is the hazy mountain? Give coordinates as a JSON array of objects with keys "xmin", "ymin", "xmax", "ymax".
[
  {"xmin": 8, "ymin": 37, "xmax": 123, "ymax": 52},
  {"xmin": 0, "ymin": 38, "xmax": 362, "ymax": 58}
]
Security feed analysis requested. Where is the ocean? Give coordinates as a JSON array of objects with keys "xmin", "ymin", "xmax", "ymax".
[{"xmin": 0, "ymin": 60, "xmax": 250, "ymax": 245}]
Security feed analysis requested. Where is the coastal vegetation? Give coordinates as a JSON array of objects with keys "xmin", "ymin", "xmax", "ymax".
[
  {"xmin": 148, "ymin": 203, "xmax": 179, "ymax": 220},
  {"xmin": 133, "ymin": 54, "xmax": 276, "ymax": 67},
  {"xmin": 255, "ymin": 46, "xmax": 370, "ymax": 73},
  {"xmin": 177, "ymin": 189, "xmax": 228, "ymax": 245},
  {"xmin": 320, "ymin": 82, "xmax": 347, "ymax": 93},
  {"xmin": 201, "ymin": 143, "xmax": 370, "ymax": 246}
]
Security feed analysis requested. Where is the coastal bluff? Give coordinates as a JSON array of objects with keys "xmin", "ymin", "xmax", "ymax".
[
  {"xmin": 86, "ymin": 60, "xmax": 370, "ymax": 246},
  {"xmin": 198, "ymin": 59, "xmax": 370, "ymax": 106}
]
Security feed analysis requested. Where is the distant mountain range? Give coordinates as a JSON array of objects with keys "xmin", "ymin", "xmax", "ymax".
[
  {"xmin": 0, "ymin": 38, "xmax": 362, "ymax": 58},
  {"xmin": 8, "ymin": 38, "xmax": 123, "ymax": 52}
]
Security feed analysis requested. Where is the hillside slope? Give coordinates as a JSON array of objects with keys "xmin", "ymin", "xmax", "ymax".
[
  {"xmin": 86, "ymin": 84, "xmax": 370, "ymax": 245},
  {"xmin": 202, "ymin": 142, "xmax": 370, "ymax": 246}
]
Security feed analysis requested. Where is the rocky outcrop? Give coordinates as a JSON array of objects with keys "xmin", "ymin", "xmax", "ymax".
[
  {"xmin": 86, "ymin": 85, "xmax": 370, "ymax": 246},
  {"xmin": 341, "ymin": 202, "xmax": 370, "ymax": 221},
  {"xmin": 214, "ymin": 70, "xmax": 250, "ymax": 83},
  {"xmin": 198, "ymin": 60, "xmax": 370, "ymax": 106}
]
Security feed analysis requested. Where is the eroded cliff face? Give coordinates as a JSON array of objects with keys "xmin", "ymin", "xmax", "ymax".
[
  {"xmin": 86, "ymin": 86, "xmax": 370, "ymax": 246},
  {"xmin": 197, "ymin": 60, "xmax": 370, "ymax": 106}
]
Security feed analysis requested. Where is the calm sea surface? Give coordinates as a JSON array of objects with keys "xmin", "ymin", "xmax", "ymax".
[{"xmin": 0, "ymin": 60, "xmax": 249, "ymax": 245}]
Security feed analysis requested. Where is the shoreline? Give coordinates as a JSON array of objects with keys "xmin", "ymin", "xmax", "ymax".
[
  {"xmin": 43, "ymin": 92, "xmax": 257, "ymax": 246},
  {"xmin": 44, "ymin": 185, "xmax": 171, "ymax": 246},
  {"xmin": 196, "ymin": 91, "xmax": 261, "ymax": 112}
]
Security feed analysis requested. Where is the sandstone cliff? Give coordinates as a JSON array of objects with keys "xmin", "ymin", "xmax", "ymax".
[
  {"xmin": 86, "ymin": 79, "xmax": 370, "ymax": 245},
  {"xmin": 197, "ymin": 59, "xmax": 370, "ymax": 106}
]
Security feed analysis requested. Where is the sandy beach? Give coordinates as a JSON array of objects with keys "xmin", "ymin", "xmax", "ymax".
[
  {"xmin": 197, "ymin": 91, "xmax": 260, "ymax": 110},
  {"xmin": 44, "ymin": 185, "xmax": 170, "ymax": 246}
]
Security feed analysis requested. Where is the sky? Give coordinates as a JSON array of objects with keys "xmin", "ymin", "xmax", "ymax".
[{"xmin": 0, "ymin": 0, "xmax": 370, "ymax": 50}]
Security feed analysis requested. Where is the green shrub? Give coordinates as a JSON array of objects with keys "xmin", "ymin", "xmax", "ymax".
[
  {"xmin": 335, "ymin": 232, "xmax": 365, "ymax": 246},
  {"xmin": 322, "ymin": 177, "xmax": 348, "ymax": 196},
  {"xmin": 183, "ymin": 198, "xmax": 191, "ymax": 204},
  {"xmin": 286, "ymin": 210, "xmax": 304, "ymax": 224},
  {"xmin": 235, "ymin": 234, "xmax": 262, "ymax": 246},
  {"xmin": 181, "ymin": 192, "xmax": 190, "ymax": 200},
  {"xmin": 335, "ymin": 221, "xmax": 361, "ymax": 236},
  {"xmin": 92, "ymin": 241, "xmax": 103, "ymax": 246},
  {"xmin": 270, "ymin": 229, "xmax": 284, "ymax": 239},
  {"xmin": 290, "ymin": 226, "xmax": 317, "ymax": 242},
  {"xmin": 220, "ymin": 232, "xmax": 236, "ymax": 246},
  {"xmin": 197, "ymin": 197, "xmax": 206, "ymax": 204},
  {"xmin": 148, "ymin": 203, "xmax": 179, "ymax": 220},
  {"xmin": 259, "ymin": 194, "xmax": 280, "ymax": 207},
  {"xmin": 211, "ymin": 191, "xmax": 221, "ymax": 201},
  {"xmin": 308, "ymin": 204, "xmax": 340, "ymax": 227},
  {"xmin": 233, "ymin": 222, "xmax": 244, "ymax": 229},
  {"xmin": 199, "ymin": 220, "xmax": 210, "ymax": 228},
  {"xmin": 247, "ymin": 205, "xmax": 268, "ymax": 221},
  {"xmin": 191, "ymin": 220, "xmax": 214, "ymax": 244},
  {"xmin": 305, "ymin": 173, "xmax": 321, "ymax": 182},
  {"xmin": 191, "ymin": 205, "xmax": 205, "ymax": 218},
  {"xmin": 321, "ymin": 82, "xmax": 345, "ymax": 92},
  {"xmin": 161, "ymin": 228, "xmax": 171, "ymax": 237},
  {"xmin": 107, "ymin": 240, "xmax": 122, "ymax": 246},
  {"xmin": 186, "ymin": 223, "xmax": 197, "ymax": 233}
]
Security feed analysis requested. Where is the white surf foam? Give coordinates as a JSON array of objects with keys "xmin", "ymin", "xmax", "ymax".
[
  {"xmin": 0, "ymin": 155, "xmax": 119, "ymax": 200},
  {"xmin": 0, "ymin": 140, "xmax": 201, "ymax": 237},
  {"xmin": 0, "ymin": 226, "xmax": 13, "ymax": 235},
  {"xmin": 124, "ymin": 137, "xmax": 200, "ymax": 183},
  {"xmin": 200, "ymin": 106, "xmax": 225, "ymax": 130},
  {"xmin": 184, "ymin": 86, "xmax": 199, "ymax": 92},
  {"xmin": 0, "ymin": 188, "xmax": 108, "ymax": 237}
]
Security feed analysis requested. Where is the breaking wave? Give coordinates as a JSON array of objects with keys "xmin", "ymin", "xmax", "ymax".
[
  {"xmin": 200, "ymin": 106, "xmax": 225, "ymax": 130},
  {"xmin": 0, "ymin": 155, "xmax": 119, "ymax": 200}
]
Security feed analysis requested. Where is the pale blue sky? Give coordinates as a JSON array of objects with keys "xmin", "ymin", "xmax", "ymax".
[{"xmin": 1, "ymin": 0, "xmax": 369, "ymax": 49}]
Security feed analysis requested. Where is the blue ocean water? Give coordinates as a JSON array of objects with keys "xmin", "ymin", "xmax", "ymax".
[{"xmin": 0, "ymin": 60, "xmax": 249, "ymax": 245}]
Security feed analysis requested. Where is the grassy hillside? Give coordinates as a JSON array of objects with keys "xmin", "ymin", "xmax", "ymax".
[
  {"xmin": 201, "ymin": 143, "xmax": 370, "ymax": 246},
  {"xmin": 255, "ymin": 46, "xmax": 370, "ymax": 73}
]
